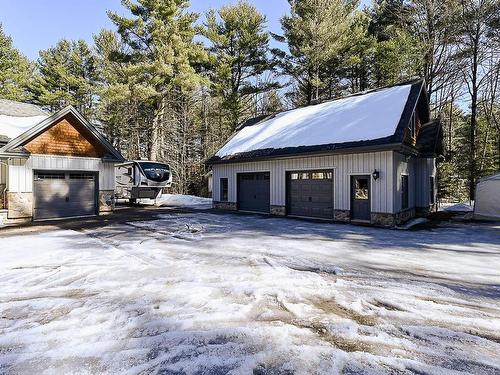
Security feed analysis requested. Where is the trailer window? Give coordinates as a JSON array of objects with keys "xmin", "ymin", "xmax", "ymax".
[
  {"xmin": 220, "ymin": 178, "xmax": 228, "ymax": 201},
  {"xmin": 138, "ymin": 162, "xmax": 170, "ymax": 182}
]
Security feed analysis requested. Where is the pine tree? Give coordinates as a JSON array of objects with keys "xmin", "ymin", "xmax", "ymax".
[
  {"xmin": 203, "ymin": 1, "xmax": 276, "ymax": 130},
  {"xmin": 0, "ymin": 24, "xmax": 34, "ymax": 101},
  {"xmin": 107, "ymin": 0, "xmax": 207, "ymax": 162},
  {"xmin": 276, "ymin": 0, "xmax": 362, "ymax": 105},
  {"xmin": 31, "ymin": 39, "xmax": 99, "ymax": 117}
]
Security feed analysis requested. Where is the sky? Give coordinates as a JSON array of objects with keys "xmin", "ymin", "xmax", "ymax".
[
  {"xmin": 0, "ymin": 0, "xmax": 289, "ymax": 60},
  {"xmin": 0, "ymin": 0, "xmax": 370, "ymax": 60}
]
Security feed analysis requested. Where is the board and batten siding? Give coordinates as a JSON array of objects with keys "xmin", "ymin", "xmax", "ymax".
[
  {"xmin": 0, "ymin": 160, "xmax": 6, "ymax": 185},
  {"xmin": 7, "ymin": 155, "xmax": 116, "ymax": 193},
  {"xmin": 213, "ymin": 151, "xmax": 395, "ymax": 214},
  {"xmin": 393, "ymin": 152, "xmax": 436, "ymax": 211}
]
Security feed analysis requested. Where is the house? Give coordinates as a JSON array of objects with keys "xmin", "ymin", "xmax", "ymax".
[
  {"xmin": 207, "ymin": 80, "xmax": 443, "ymax": 227},
  {"xmin": 0, "ymin": 99, "xmax": 124, "ymax": 223}
]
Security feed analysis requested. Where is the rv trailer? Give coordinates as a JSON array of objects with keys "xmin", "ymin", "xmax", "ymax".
[{"xmin": 116, "ymin": 160, "xmax": 172, "ymax": 203}]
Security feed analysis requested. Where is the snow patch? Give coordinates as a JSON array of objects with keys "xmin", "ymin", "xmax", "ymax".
[
  {"xmin": 217, "ymin": 84, "xmax": 412, "ymax": 157},
  {"xmin": 443, "ymin": 203, "xmax": 474, "ymax": 213}
]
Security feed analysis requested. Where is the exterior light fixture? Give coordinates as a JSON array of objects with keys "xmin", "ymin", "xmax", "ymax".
[{"xmin": 372, "ymin": 169, "xmax": 380, "ymax": 180}]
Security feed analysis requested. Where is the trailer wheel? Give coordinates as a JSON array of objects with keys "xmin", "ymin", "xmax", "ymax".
[{"xmin": 129, "ymin": 198, "xmax": 137, "ymax": 205}]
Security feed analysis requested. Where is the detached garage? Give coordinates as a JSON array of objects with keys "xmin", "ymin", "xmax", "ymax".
[
  {"xmin": 208, "ymin": 79, "xmax": 443, "ymax": 227},
  {"xmin": 0, "ymin": 100, "xmax": 124, "ymax": 222}
]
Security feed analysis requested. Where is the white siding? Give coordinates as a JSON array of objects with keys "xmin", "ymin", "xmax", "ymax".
[
  {"xmin": 0, "ymin": 159, "xmax": 6, "ymax": 185},
  {"xmin": 213, "ymin": 151, "xmax": 394, "ymax": 213},
  {"xmin": 7, "ymin": 155, "xmax": 116, "ymax": 193},
  {"xmin": 393, "ymin": 153, "xmax": 436, "ymax": 211}
]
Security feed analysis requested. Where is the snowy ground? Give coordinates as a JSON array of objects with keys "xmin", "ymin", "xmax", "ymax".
[{"xmin": 0, "ymin": 210, "xmax": 499, "ymax": 375}]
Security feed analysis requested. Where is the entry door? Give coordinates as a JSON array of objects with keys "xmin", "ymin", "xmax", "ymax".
[
  {"xmin": 351, "ymin": 175, "xmax": 371, "ymax": 221},
  {"xmin": 237, "ymin": 172, "xmax": 270, "ymax": 213},
  {"xmin": 33, "ymin": 171, "xmax": 97, "ymax": 220}
]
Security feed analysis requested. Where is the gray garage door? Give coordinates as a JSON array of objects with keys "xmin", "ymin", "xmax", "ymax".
[
  {"xmin": 287, "ymin": 170, "xmax": 333, "ymax": 219},
  {"xmin": 237, "ymin": 172, "xmax": 270, "ymax": 213},
  {"xmin": 33, "ymin": 171, "xmax": 97, "ymax": 220}
]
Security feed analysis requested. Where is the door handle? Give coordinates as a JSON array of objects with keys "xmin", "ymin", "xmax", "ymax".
[
  {"xmin": 308, "ymin": 197, "xmax": 312, "ymax": 202},
  {"xmin": 254, "ymin": 195, "xmax": 257, "ymax": 199}
]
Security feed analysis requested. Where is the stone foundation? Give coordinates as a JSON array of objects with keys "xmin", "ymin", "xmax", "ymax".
[
  {"xmin": 7, "ymin": 192, "xmax": 32, "ymax": 219},
  {"xmin": 99, "ymin": 190, "xmax": 115, "ymax": 213},
  {"xmin": 416, "ymin": 204, "xmax": 436, "ymax": 216},
  {"xmin": 334, "ymin": 209, "xmax": 350, "ymax": 222},
  {"xmin": 394, "ymin": 208, "xmax": 416, "ymax": 225},
  {"xmin": 271, "ymin": 205, "xmax": 286, "ymax": 216},
  {"xmin": 213, "ymin": 201, "xmax": 237, "ymax": 211},
  {"xmin": 370, "ymin": 212, "xmax": 396, "ymax": 227}
]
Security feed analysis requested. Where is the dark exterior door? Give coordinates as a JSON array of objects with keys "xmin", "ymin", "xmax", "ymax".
[
  {"xmin": 287, "ymin": 170, "xmax": 333, "ymax": 219},
  {"xmin": 33, "ymin": 171, "xmax": 97, "ymax": 220},
  {"xmin": 237, "ymin": 172, "xmax": 270, "ymax": 213},
  {"xmin": 351, "ymin": 175, "xmax": 371, "ymax": 221}
]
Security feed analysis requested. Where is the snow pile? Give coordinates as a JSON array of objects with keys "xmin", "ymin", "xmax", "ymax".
[
  {"xmin": 139, "ymin": 193, "xmax": 212, "ymax": 209},
  {"xmin": 0, "ymin": 115, "xmax": 48, "ymax": 140},
  {"xmin": 443, "ymin": 203, "xmax": 473, "ymax": 212},
  {"xmin": 0, "ymin": 215, "xmax": 499, "ymax": 374},
  {"xmin": 217, "ymin": 84, "xmax": 412, "ymax": 157},
  {"xmin": 156, "ymin": 194, "xmax": 212, "ymax": 208}
]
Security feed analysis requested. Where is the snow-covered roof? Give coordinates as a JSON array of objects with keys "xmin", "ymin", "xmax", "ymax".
[
  {"xmin": 216, "ymin": 82, "xmax": 416, "ymax": 159},
  {"xmin": 0, "ymin": 99, "xmax": 48, "ymax": 140}
]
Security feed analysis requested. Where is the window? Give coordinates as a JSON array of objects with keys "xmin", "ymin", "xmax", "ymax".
[
  {"xmin": 429, "ymin": 176, "xmax": 435, "ymax": 204},
  {"xmin": 220, "ymin": 178, "xmax": 228, "ymax": 202},
  {"xmin": 35, "ymin": 172, "xmax": 65, "ymax": 180},
  {"xmin": 354, "ymin": 178, "xmax": 369, "ymax": 200},
  {"xmin": 401, "ymin": 175, "xmax": 409, "ymax": 210},
  {"xmin": 69, "ymin": 173, "xmax": 95, "ymax": 180},
  {"xmin": 409, "ymin": 112, "xmax": 416, "ymax": 138},
  {"xmin": 311, "ymin": 172, "xmax": 333, "ymax": 180}
]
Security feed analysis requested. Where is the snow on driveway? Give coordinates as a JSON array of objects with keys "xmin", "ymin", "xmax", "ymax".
[{"xmin": 0, "ymin": 213, "xmax": 499, "ymax": 375}]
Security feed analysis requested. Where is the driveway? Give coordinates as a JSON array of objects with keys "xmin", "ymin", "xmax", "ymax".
[{"xmin": 0, "ymin": 209, "xmax": 499, "ymax": 374}]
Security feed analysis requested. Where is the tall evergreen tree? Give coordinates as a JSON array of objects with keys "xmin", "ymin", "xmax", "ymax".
[
  {"xmin": 275, "ymin": 0, "xmax": 362, "ymax": 105},
  {"xmin": 0, "ymin": 24, "xmax": 34, "ymax": 101},
  {"xmin": 203, "ymin": 1, "xmax": 276, "ymax": 130},
  {"xmin": 31, "ymin": 39, "xmax": 99, "ymax": 117},
  {"xmin": 107, "ymin": 0, "xmax": 206, "ymax": 162}
]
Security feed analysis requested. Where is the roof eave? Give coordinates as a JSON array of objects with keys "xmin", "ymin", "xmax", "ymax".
[{"xmin": 207, "ymin": 142, "xmax": 404, "ymax": 166}]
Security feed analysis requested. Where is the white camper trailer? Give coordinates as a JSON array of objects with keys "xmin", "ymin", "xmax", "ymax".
[{"xmin": 116, "ymin": 160, "xmax": 172, "ymax": 203}]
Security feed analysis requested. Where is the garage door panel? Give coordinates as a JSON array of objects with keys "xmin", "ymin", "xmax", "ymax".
[
  {"xmin": 238, "ymin": 172, "xmax": 270, "ymax": 213},
  {"xmin": 34, "ymin": 171, "xmax": 96, "ymax": 220},
  {"xmin": 287, "ymin": 170, "xmax": 333, "ymax": 219}
]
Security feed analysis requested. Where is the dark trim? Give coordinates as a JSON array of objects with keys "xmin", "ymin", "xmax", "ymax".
[{"xmin": 208, "ymin": 141, "xmax": 402, "ymax": 166}]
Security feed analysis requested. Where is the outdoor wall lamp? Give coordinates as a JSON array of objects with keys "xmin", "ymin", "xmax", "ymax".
[{"xmin": 372, "ymin": 169, "xmax": 380, "ymax": 180}]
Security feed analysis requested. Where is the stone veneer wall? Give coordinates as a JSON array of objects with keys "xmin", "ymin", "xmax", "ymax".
[
  {"xmin": 99, "ymin": 190, "xmax": 115, "ymax": 213},
  {"xmin": 370, "ymin": 212, "xmax": 395, "ymax": 227},
  {"xmin": 7, "ymin": 192, "xmax": 32, "ymax": 219},
  {"xmin": 334, "ymin": 210, "xmax": 350, "ymax": 222},
  {"xmin": 213, "ymin": 201, "xmax": 237, "ymax": 211},
  {"xmin": 394, "ymin": 208, "xmax": 416, "ymax": 225},
  {"xmin": 270, "ymin": 205, "xmax": 286, "ymax": 216},
  {"xmin": 0, "ymin": 184, "xmax": 5, "ymax": 209}
]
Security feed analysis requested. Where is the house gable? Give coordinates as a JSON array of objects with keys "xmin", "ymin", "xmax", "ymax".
[
  {"xmin": 0, "ymin": 106, "xmax": 124, "ymax": 162},
  {"xmin": 23, "ymin": 113, "xmax": 105, "ymax": 158}
]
